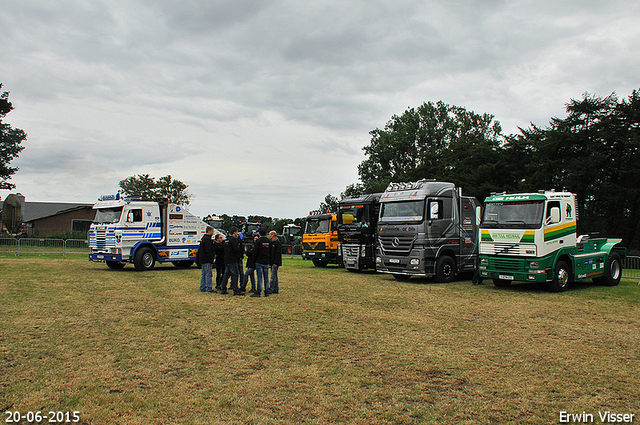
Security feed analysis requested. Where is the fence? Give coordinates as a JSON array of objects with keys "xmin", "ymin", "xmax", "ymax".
[
  {"xmin": 0, "ymin": 238, "xmax": 89, "ymax": 256},
  {"xmin": 623, "ymin": 255, "xmax": 640, "ymax": 282}
]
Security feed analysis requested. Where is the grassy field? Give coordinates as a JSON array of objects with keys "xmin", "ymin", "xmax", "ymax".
[{"xmin": 1, "ymin": 255, "xmax": 639, "ymax": 424}]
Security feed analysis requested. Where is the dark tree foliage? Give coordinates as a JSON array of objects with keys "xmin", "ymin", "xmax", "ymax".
[
  {"xmin": 520, "ymin": 90, "xmax": 640, "ymax": 248},
  {"xmin": 0, "ymin": 84, "xmax": 27, "ymax": 190},
  {"xmin": 357, "ymin": 100, "xmax": 507, "ymax": 203},
  {"xmin": 119, "ymin": 174, "xmax": 192, "ymax": 205},
  {"xmin": 354, "ymin": 90, "xmax": 640, "ymax": 250}
]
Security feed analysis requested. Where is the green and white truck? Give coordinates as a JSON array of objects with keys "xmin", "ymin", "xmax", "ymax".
[{"xmin": 478, "ymin": 190, "xmax": 626, "ymax": 292}]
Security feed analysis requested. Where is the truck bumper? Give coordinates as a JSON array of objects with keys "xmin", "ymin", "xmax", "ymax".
[
  {"xmin": 89, "ymin": 253, "xmax": 124, "ymax": 262},
  {"xmin": 478, "ymin": 255, "xmax": 551, "ymax": 283},
  {"xmin": 302, "ymin": 251, "xmax": 338, "ymax": 263},
  {"xmin": 376, "ymin": 255, "xmax": 432, "ymax": 276}
]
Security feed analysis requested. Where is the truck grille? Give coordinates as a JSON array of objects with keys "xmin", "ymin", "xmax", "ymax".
[
  {"xmin": 378, "ymin": 236, "xmax": 415, "ymax": 255},
  {"xmin": 342, "ymin": 245, "xmax": 360, "ymax": 258},
  {"xmin": 93, "ymin": 229, "xmax": 107, "ymax": 250},
  {"xmin": 492, "ymin": 258, "xmax": 521, "ymax": 271}
]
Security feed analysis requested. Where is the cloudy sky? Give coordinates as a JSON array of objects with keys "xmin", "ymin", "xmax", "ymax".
[{"xmin": 1, "ymin": 0, "xmax": 638, "ymax": 219}]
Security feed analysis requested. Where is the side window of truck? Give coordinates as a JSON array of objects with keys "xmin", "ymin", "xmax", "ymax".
[{"xmin": 127, "ymin": 209, "xmax": 143, "ymax": 223}]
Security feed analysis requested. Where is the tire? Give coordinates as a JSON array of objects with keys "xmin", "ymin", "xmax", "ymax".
[
  {"xmin": 172, "ymin": 260, "xmax": 195, "ymax": 268},
  {"xmin": 493, "ymin": 278, "xmax": 511, "ymax": 287},
  {"xmin": 134, "ymin": 247, "xmax": 156, "ymax": 271},
  {"xmin": 106, "ymin": 261, "xmax": 125, "ymax": 270},
  {"xmin": 547, "ymin": 260, "xmax": 570, "ymax": 292},
  {"xmin": 593, "ymin": 252, "xmax": 622, "ymax": 286},
  {"xmin": 312, "ymin": 259, "xmax": 328, "ymax": 267},
  {"xmin": 435, "ymin": 255, "xmax": 456, "ymax": 283}
]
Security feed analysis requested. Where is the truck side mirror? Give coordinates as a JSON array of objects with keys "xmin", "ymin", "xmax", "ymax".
[
  {"xmin": 127, "ymin": 211, "xmax": 134, "ymax": 223},
  {"xmin": 475, "ymin": 206, "xmax": 482, "ymax": 226},
  {"xmin": 550, "ymin": 207, "xmax": 561, "ymax": 224},
  {"xmin": 429, "ymin": 202, "xmax": 439, "ymax": 220}
]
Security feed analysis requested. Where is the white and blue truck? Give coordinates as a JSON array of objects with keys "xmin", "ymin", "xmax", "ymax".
[{"xmin": 88, "ymin": 194, "xmax": 215, "ymax": 271}]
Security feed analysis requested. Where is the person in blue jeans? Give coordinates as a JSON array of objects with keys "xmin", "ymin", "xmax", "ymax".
[
  {"xmin": 269, "ymin": 230, "xmax": 282, "ymax": 294},
  {"xmin": 198, "ymin": 227, "xmax": 215, "ymax": 292},
  {"xmin": 251, "ymin": 228, "xmax": 271, "ymax": 297},
  {"xmin": 243, "ymin": 233, "xmax": 259, "ymax": 293},
  {"xmin": 221, "ymin": 227, "xmax": 244, "ymax": 296}
]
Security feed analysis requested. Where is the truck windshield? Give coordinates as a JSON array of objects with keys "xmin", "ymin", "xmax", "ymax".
[
  {"xmin": 305, "ymin": 218, "xmax": 331, "ymax": 234},
  {"xmin": 93, "ymin": 208, "xmax": 123, "ymax": 224},
  {"xmin": 339, "ymin": 205, "xmax": 371, "ymax": 227},
  {"xmin": 379, "ymin": 201, "xmax": 423, "ymax": 222},
  {"xmin": 481, "ymin": 201, "xmax": 544, "ymax": 229}
]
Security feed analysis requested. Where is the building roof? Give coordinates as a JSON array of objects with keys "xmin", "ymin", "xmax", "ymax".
[{"xmin": 22, "ymin": 202, "xmax": 94, "ymax": 222}]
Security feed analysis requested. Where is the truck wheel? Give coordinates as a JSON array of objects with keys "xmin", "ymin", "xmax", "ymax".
[
  {"xmin": 493, "ymin": 279, "xmax": 511, "ymax": 287},
  {"xmin": 593, "ymin": 252, "xmax": 622, "ymax": 286},
  {"xmin": 134, "ymin": 247, "xmax": 156, "ymax": 271},
  {"xmin": 547, "ymin": 260, "xmax": 570, "ymax": 292},
  {"xmin": 312, "ymin": 259, "xmax": 328, "ymax": 267},
  {"xmin": 106, "ymin": 261, "xmax": 125, "ymax": 270},
  {"xmin": 435, "ymin": 256, "xmax": 456, "ymax": 283}
]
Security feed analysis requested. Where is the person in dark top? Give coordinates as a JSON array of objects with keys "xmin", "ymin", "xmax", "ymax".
[
  {"xmin": 269, "ymin": 230, "xmax": 282, "ymax": 294},
  {"xmin": 198, "ymin": 227, "xmax": 215, "ymax": 292},
  {"xmin": 221, "ymin": 227, "xmax": 244, "ymax": 296},
  {"xmin": 243, "ymin": 233, "xmax": 259, "ymax": 293},
  {"xmin": 250, "ymin": 228, "xmax": 271, "ymax": 297},
  {"xmin": 213, "ymin": 233, "xmax": 225, "ymax": 291}
]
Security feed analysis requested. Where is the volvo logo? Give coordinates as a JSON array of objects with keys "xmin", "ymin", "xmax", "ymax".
[{"xmin": 392, "ymin": 237, "xmax": 400, "ymax": 247}]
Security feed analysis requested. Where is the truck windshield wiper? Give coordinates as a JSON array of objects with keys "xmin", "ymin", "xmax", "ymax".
[{"xmin": 505, "ymin": 220, "xmax": 528, "ymax": 227}]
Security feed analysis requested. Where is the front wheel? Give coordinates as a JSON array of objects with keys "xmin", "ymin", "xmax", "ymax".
[
  {"xmin": 593, "ymin": 252, "xmax": 622, "ymax": 286},
  {"xmin": 547, "ymin": 260, "xmax": 571, "ymax": 292},
  {"xmin": 134, "ymin": 247, "xmax": 156, "ymax": 271},
  {"xmin": 435, "ymin": 255, "xmax": 456, "ymax": 283}
]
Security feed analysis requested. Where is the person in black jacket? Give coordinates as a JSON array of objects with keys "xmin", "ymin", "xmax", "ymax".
[
  {"xmin": 198, "ymin": 227, "xmax": 215, "ymax": 292},
  {"xmin": 221, "ymin": 227, "xmax": 244, "ymax": 296},
  {"xmin": 213, "ymin": 233, "xmax": 225, "ymax": 291},
  {"xmin": 243, "ymin": 233, "xmax": 259, "ymax": 293},
  {"xmin": 250, "ymin": 228, "xmax": 271, "ymax": 297},
  {"xmin": 269, "ymin": 230, "xmax": 283, "ymax": 294}
]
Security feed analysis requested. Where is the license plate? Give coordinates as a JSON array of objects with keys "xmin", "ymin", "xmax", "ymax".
[
  {"xmin": 389, "ymin": 259, "xmax": 400, "ymax": 263},
  {"xmin": 499, "ymin": 274, "xmax": 514, "ymax": 280}
]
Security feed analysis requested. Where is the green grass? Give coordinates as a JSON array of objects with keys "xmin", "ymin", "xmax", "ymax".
[{"xmin": 1, "ymin": 256, "xmax": 639, "ymax": 424}]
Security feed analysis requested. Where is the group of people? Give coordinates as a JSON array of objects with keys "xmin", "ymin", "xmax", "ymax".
[{"xmin": 198, "ymin": 226, "xmax": 282, "ymax": 297}]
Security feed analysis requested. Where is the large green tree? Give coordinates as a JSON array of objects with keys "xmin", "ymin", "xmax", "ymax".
[
  {"xmin": 357, "ymin": 100, "xmax": 507, "ymax": 202},
  {"xmin": 119, "ymin": 174, "xmax": 192, "ymax": 205},
  {"xmin": 519, "ymin": 90, "xmax": 640, "ymax": 248},
  {"xmin": 0, "ymin": 84, "xmax": 27, "ymax": 190}
]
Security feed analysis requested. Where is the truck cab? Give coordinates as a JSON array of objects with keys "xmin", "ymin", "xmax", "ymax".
[
  {"xmin": 302, "ymin": 211, "xmax": 341, "ymax": 267},
  {"xmin": 338, "ymin": 193, "xmax": 381, "ymax": 271},
  {"xmin": 89, "ymin": 194, "xmax": 209, "ymax": 270},
  {"xmin": 376, "ymin": 180, "xmax": 481, "ymax": 282},
  {"xmin": 479, "ymin": 190, "xmax": 626, "ymax": 291}
]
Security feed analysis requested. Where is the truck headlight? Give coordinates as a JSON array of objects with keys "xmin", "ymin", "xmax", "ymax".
[
  {"xmin": 376, "ymin": 257, "xmax": 382, "ymax": 264},
  {"xmin": 410, "ymin": 259, "xmax": 420, "ymax": 265},
  {"xmin": 480, "ymin": 258, "xmax": 489, "ymax": 265},
  {"xmin": 529, "ymin": 261, "xmax": 539, "ymax": 268}
]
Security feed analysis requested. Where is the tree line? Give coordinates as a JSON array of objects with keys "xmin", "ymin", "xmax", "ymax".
[
  {"xmin": 338, "ymin": 89, "xmax": 640, "ymax": 251},
  {"xmin": 2, "ymin": 82, "xmax": 638, "ymax": 249}
]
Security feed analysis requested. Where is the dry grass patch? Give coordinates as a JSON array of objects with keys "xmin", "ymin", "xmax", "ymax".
[{"xmin": 1, "ymin": 256, "xmax": 639, "ymax": 424}]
